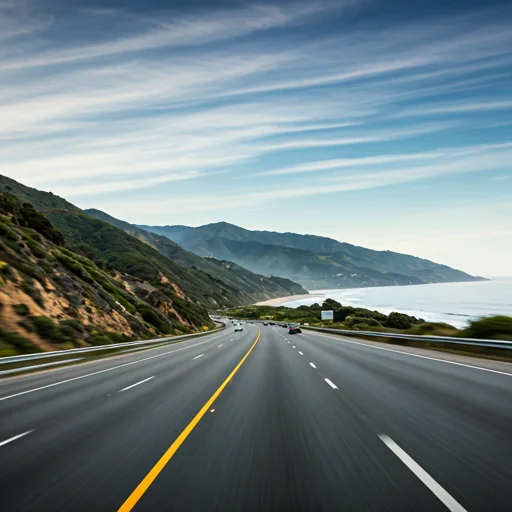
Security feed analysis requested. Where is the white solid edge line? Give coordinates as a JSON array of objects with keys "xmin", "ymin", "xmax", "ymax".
[
  {"xmin": 310, "ymin": 362, "xmax": 316, "ymax": 368},
  {"xmin": 0, "ymin": 332, "xmax": 225, "ymax": 402},
  {"xmin": 310, "ymin": 332, "xmax": 512, "ymax": 377},
  {"xmin": 299, "ymin": 351, "xmax": 304, "ymax": 356},
  {"xmin": 378, "ymin": 434, "xmax": 467, "ymax": 512},
  {"xmin": 193, "ymin": 354, "xmax": 204, "ymax": 360},
  {"xmin": 325, "ymin": 378, "xmax": 338, "ymax": 389},
  {"xmin": 0, "ymin": 431, "xmax": 33, "ymax": 447},
  {"xmin": 119, "ymin": 376, "xmax": 154, "ymax": 393}
]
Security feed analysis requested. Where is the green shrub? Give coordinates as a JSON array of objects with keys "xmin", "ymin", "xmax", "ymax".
[
  {"xmin": 54, "ymin": 250, "xmax": 94, "ymax": 284},
  {"xmin": 409, "ymin": 322, "xmax": 458, "ymax": 335},
  {"xmin": 21, "ymin": 227, "xmax": 42, "ymax": 242},
  {"xmin": 136, "ymin": 305, "xmax": 171, "ymax": 334},
  {"xmin": 0, "ymin": 326, "xmax": 40, "ymax": 353},
  {"xmin": 462, "ymin": 316, "xmax": 512, "ymax": 340},
  {"xmin": 89, "ymin": 334, "xmax": 112, "ymax": 345},
  {"xmin": 104, "ymin": 331, "xmax": 125, "ymax": 344},
  {"xmin": 19, "ymin": 203, "xmax": 65, "ymax": 245},
  {"xmin": 26, "ymin": 239, "xmax": 46, "ymax": 259},
  {"xmin": 59, "ymin": 318, "xmax": 85, "ymax": 333},
  {"xmin": 0, "ymin": 192, "xmax": 20, "ymax": 216},
  {"xmin": 384, "ymin": 312, "xmax": 414, "ymax": 330},
  {"xmin": 30, "ymin": 316, "xmax": 74, "ymax": 343},
  {"xmin": 21, "ymin": 277, "xmax": 45, "ymax": 308},
  {"xmin": 0, "ymin": 222, "xmax": 18, "ymax": 241},
  {"xmin": 12, "ymin": 303, "xmax": 30, "ymax": 316}
]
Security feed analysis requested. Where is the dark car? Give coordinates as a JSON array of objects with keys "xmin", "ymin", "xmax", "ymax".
[{"xmin": 288, "ymin": 325, "xmax": 302, "ymax": 334}]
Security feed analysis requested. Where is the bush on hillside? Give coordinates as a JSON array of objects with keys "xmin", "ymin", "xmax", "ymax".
[
  {"xmin": 12, "ymin": 303, "xmax": 30, "ymax": 316},
  {"xmin": 462, "ymin": 316, "xmax": 512, "ymax": 340},
  {"xmin": 29, "ymin": 316, "xmax": 77, "ymax": 344},
  {"xmin": 136, "ymin": 305, "xmax": 172, "ymax": 334},
  {"xmin": 384, "ymin": 312, "xmax": 415, "ymax": 329},
  {"xmin": 0, "ymin": 326, "xmax": 41, "ymax": 354}
]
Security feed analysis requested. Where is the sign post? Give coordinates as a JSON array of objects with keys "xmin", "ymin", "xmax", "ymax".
[{"xmin": 321, "ymin": 310, "xmax": 334, "ymax": 322}]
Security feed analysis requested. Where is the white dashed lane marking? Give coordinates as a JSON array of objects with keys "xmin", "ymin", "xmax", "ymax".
[
  {"xmin": 325, "ymin": 378, "xmax": 338, "ymax": 389},
  {"xmin": 379, "ymin": 435, "xmax": 467, "ymax": 512},
  {"xmin": 0, "ymin": 431, "xmax": 33, "ymax": 447},
  {"xmin": 119, "ymin": 377, "xmax": 154, "ymax": 393}
]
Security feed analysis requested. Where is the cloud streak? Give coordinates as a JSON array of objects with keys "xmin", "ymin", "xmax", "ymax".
[{"xmin": 1, "ymin": 0, "xmax": 511, "ymax": 233}]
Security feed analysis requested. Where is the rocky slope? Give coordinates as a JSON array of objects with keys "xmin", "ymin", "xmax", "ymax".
[{"xmin": 0, "ymin": 193, "xmax": 212, "ymax": 356}]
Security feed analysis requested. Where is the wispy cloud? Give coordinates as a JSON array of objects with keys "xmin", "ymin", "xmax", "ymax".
[
  {"xmin": 1, "ymin": 0, "xmax": 511, "ymax": 232},
  {"xmin": 395, "ymin": 99, "xmax": 512, "ymax": 118},
  {"xmin": 0, "ymin": 2, "xmax": 342, "ymax": 71}
]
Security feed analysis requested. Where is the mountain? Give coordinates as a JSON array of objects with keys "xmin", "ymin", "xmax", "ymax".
[
  {"xmin": 0, "ymin": 193, "xmax": 212, "ymax": 356},
  {"xmin": 139, "ymin": 222, "xmax": 485, "ymax": 289},
  {"xmin": 85, "ymin": 208, "xmax": 307, "ymax": 301},
  {"xmin": 0, "ymin": 176, "xmax": 305, "ymax": 314}
]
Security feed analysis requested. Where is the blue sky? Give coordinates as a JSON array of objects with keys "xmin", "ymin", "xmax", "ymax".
[{"xmin": 1, "ymin": 0, "xmax": 511, "ymax": 276}]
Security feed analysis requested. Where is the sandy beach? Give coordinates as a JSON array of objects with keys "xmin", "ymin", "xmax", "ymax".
[{"xmin": 254, "ymin": 293, "xmax": 325, "ymax": 306}]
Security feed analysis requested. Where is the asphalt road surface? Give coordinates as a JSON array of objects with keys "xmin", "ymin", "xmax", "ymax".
[{"xmin": 0, "ymin": 324, "xmax": 511, "ymax": 511}]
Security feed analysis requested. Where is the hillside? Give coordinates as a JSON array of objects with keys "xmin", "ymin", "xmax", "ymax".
[
  {"xmin": 140, "ymin": 221, "xmax": 485, "ymax": 289},
  {"xmin": 0, "ymin": 176, "xmax": 306, "ymax": 311},
  {"xmin": 86, "ymin": 208, "xmax": 307, "ymax": 301},
  {"xmin": 0, "ymin": 193, "xmax": 212, "ymax": 356}
]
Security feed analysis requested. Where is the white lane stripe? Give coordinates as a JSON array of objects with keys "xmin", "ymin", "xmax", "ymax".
[
  {"xmin": 230, "ymin": 339, "xmax": 234, "ymax": 341},
  {"xmin": 309, "ymin": 332, "xmax": 512, "ymax": 377},
  {"xmin": 0, "ymin": 333, "xmax": 225, "ymax": 402},
  {"xmin": 218, "ymin": 344, "xmax": 223, "ymax": 348},
  {"xmin": 379, "ymin": 435, "xmax": 467, "ymax": 511},
  {"xmin": 119, "ymin": 376, "xmax": 154, "ymax": 392},
  {"xmin": 0, "ymin": 431, "xmax": 33, "ymax": 447},
  {"xmin": 310, "ymin": 362, "xmax": 316, "ymax": 368},
  {"xmin": 299, "ymin": 351, "xmax": 304, "ymax": 356},
  {"xmin": 325, "ymin": 378, "xmax": 338, "ymax": 389},
  {"xmin": 287, "ymin": 341, "xmax": 290, "ymax": 344},
  {"xmin": 193, "ymin": 354, "xmax": 204, "ymax": 360},
  {"xmin": 292, "ymin": 346, "xmax": 296, "ymax": 349}
]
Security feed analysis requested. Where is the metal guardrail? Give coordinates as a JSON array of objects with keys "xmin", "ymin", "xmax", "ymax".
[
  {"xmin": 0, "ymin": 324, "xmax": 226, "ymax": 366},
  {"xmin": 303, "ymin": 326, "xmax": 512, "ymax": 350}
]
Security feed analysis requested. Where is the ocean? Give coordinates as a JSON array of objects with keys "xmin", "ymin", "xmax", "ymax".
[{"xmin": 281, "ymin": 277, "xmax": 512, "ymax": 328}]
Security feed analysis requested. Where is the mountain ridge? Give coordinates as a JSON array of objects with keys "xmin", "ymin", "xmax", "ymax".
[
  {"xmin": 139, "ymin": 221, "xmax": 486, "ymax": 290},
  {"xmin": 86, "ymin": 209, "xmax": 307, "ymax": 302},
  {"xmin": 0, "ymin": 176, "xmax": 307, "ymax": 315}
]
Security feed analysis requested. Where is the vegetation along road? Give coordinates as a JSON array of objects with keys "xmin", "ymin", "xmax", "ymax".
[{"xmin": 0, "ymin": 323, "xmax": 511, "ymax": 511}]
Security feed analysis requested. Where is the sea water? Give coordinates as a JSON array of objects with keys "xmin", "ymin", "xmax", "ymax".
[{"xmin": 282, "ymin": 277, "xmax": 512, "ymax": 328}]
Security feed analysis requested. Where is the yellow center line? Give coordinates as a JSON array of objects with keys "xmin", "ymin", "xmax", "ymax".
[{"xmin": 118, "ymin": 328, "xmax": 261, "ymax": 512}]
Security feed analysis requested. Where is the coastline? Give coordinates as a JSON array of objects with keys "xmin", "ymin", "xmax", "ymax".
[{"xmin": 254, "ymin": 293, "xmax": 324, "ymax": 306}]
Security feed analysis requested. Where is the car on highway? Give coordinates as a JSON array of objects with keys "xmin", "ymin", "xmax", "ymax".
[
  {"xmin": 234, "ymin": 322, "xmax": 244, "ymax": 332},
  {"xmin": 288, "ymin": 324, "xmax": 302, "ymax": 334}
]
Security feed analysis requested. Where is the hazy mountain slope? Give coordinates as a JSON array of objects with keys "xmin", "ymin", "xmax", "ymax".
[
  {"xmin": 86, "ymin": 209, "xmax": 307, "ymax": 301},
  {"xmin": 141, "ymin": 221, "xmax": 484, "ymax": 289},
  {"xmin": 0, "ymin": 177, "xmax": 249, "ymax": 310},
  {"xmin": 0, "ymin": 176, "xmax": 305, "ymax": 310},
  {"xmin": 0, "ymin": 193, "xmax": 211, "ymax": 356}
]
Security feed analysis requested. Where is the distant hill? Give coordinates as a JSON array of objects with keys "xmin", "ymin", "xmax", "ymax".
[
  {"xmin": 139, "ymin": 222, "xmax": 486, "ymax": 290},
  {"xmin": 86, "ymin": 209, "xmax": 307, "ymax": 302},
  {"xmin": 0, "ymin": 176, "xmax": 306, "ymax": 314}
]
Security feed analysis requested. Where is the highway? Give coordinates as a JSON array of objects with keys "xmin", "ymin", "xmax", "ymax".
[{"xmin": 0, "ymin": 324, "xmax": 511, "ymax": 511}]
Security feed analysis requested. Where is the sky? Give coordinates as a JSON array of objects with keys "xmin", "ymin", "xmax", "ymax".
[{"xmin": 1, "ymin": 0, "xmax": 511, "ymax": 277}]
